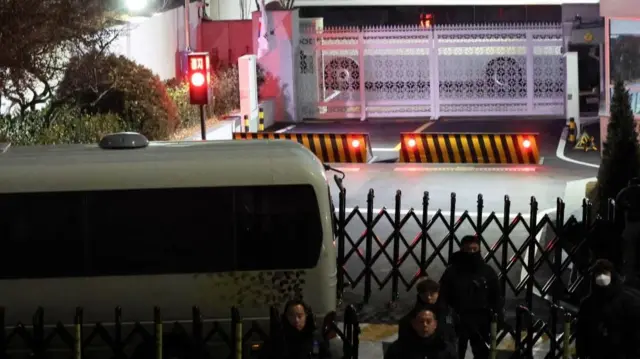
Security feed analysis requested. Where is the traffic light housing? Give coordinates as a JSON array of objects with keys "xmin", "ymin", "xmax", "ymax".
[{"xmin": 187, "ymin": 52, "xmax": 211, "ymax": 105}]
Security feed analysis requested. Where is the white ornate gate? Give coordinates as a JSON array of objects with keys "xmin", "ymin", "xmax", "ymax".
[{"xmin": 297, "ymin": 22, "xmax": 564, "ymax": 120}]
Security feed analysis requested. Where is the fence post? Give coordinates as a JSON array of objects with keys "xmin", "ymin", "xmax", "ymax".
[
  {"xmin": 336, "ymin": 175, "xmax": 347, "ymax": 302},
  {"xmin": 419, "ymin": 192, "xmax": 430, "ymax": 277},
  {"xmin": 515, "ymin": 306, "xmax": 524, "ymax": 359},
  {"xmin": 32, "ymin": 307, "xmax": 44, "ymax": 359},
  {"xmin": 448, "ymin": 193, "xmax": 456, "ymax": 259},
  {"xmin": 525, "ymin": 196, "xmax": 538, "ymax": 311},
  {"xmin": 364, "ymin": 189, "xmax": 375, "ymax": 304},
  {"xmin": 0, "ymin": 307, "xmax": 5, "ymax": 359},
  {"xmin": 489, "ymin": 311, "xmax": 497, "ymax": 359},
  {"xmin": 114, "ymin": 307, "xmax": 124, "ymax": 359},
  {"xmin": 476, "ymin": 194, "xmax": 484, "ymax": 236},
  {"xmin": 192, "ymin": 307, "xmax": 204, "ymax": 359},
  {"xmin": 562, "ymin": 310, "xmax": 571, "ymax": 359},
  {"xmin": 344, "ymin": 305, "xmax": 360, "ymax": 359},
  {"xmin": 548, "ymin": 303, "xmax": 559, "ymax": 357},
  {"xmin": 231, "ymin": 307, "xmax": 243, "ymax": 359},
  {"xmin": 553, "ymin": 199, "xmax": 566, "ymax": 302},
  {"xmin": 391, "ymin": 189, "xmax": 402, "ymax": 303},
  {"xmin": 501, "ymin": 195, "xmax": 511, "ymax": 298},
  {"xmin": 154, "ymin": 307, "xmax": 162, "ymax": 359},
  {"xmin": 74, "ymin": 307, "xmax": 83, "ymax": 359}
]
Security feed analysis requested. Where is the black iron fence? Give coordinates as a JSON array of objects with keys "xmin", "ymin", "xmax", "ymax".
[
  {"xmin": 0, "ymin": 305, "xmax": 360, "ymax": 359},
  {"xmin": 331, "ymin": 177, "xmax": 618, "ymax": 357}
]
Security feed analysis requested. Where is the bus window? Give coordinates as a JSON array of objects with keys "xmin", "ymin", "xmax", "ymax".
[{"xmin": 0, "ymin": 185, "xmax": 324, "ymax": 279}]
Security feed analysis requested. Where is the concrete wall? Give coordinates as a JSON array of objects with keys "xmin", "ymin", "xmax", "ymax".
[
  {"xmin": 601, "ymin": 0, "xmax": 640, "ymax": 18},
  {"xmin": 197, "ymin": 20, "xmax": 253, "ymax": 68}
]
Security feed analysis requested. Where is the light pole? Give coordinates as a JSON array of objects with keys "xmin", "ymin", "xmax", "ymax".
[{"xmin": 184, "ymin": 0, "xmax": 190, "ymax": 51}]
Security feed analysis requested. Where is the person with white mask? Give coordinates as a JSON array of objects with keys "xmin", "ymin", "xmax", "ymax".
[{"xmin": 576, "ymin": 259, "xmax": 640, "ymax": 359}]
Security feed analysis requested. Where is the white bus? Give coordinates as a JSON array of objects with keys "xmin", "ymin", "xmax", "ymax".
[{"xmin": 0, "ymin": 134, "xmax": 338, "ymax": 328}]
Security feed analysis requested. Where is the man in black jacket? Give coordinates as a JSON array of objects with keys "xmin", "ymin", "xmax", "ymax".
[
  {"xmin": 576, "ymin": 259, "xmax": 640, "ymax": 359},
  {"xmin": 439, "ymin": 235, "xmax": 502, "ymax": 359},
  {"xmin": 385, "ymin": 304, "xmax": 457, "ymax": 359},
  {"xmin": 399, "ymin": 278, "xmax": 459, "ymax": 346}
]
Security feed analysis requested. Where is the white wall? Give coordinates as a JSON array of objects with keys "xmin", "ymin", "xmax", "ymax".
[
  {"xmin": 111, "ymin": 2, "xmax": 202, "ymax": 80},
  {"xmin": 206, "ymin": 0, "xmax": 257, "ymax": 20}
]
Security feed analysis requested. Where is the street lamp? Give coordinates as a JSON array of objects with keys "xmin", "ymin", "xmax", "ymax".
[{"xmin": 125, "ymin": 0, "xmax": 149, "ymax": 12}]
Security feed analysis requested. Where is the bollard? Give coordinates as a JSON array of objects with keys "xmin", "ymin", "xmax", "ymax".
[
  {"xmin": 258, "ymin": 108, "xmax": 265, "ymax": 131},
  {"xmin": 243, "ymin": 115, "xmax": 249, "ymax": 133},
  {"xmin": 232, "ymin": 307, "xmax": 243, "ymax": 359},
  {"xmin": 74, "ymin": 308, "xmax": 83, "ymax": 359},
  {"xmin": 562, "ymin": 311, "xmax": 571, "ymax": 359},
  {"xmin": 490, "ymin": 311, "xmax": 497, "ymax": 359},
  {"xmin": 568, "ymin": 118, "xmax": 576, "ymax": 143},
  {"xmin": 154, "ymin": 307, "xmax": 162, "ymax": 359}
]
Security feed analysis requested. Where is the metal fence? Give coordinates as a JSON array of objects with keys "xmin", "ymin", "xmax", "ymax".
[
  {"xmin": 332, "ymin": 178, "xmax": 614, "ymax": 357},
  {"xmin": 0, "ymin": 306, "xmax": 360, "ymax": 359},
  {"xmin": 297, "ymin": 22, "xmax": 565, "ymax": 120}
]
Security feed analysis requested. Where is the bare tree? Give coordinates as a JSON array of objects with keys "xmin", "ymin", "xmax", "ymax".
[{"xmin": 0, "ymin": 0, "xmax": 122, "ymax": 118}]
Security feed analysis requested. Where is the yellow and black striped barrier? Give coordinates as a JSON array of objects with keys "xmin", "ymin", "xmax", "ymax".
[
  {"xmin": 258, "ymin": 108, "xmax": 265, "ymax": 131},
  {"xmin": 399, "ymin": 133, "xmax": 540, "ymax": 164},
  {"xmin": 243, "ymin": 115, "xmax": 249, "ymax": 133},
  {"xmin": 233, "ymin": 132, "xmax": 372, "ymax": 163}
]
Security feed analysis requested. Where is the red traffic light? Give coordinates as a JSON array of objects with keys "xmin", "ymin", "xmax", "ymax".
[
  {"xmin": 351, "ymin": 139, "xmax": 360, "ymax": 148},
  {"xmin": 190, "ymin": 72, "xmax": 205, "ymax": 87},
  {"xmin": 522, "ymin": 139, "xmax": 531, "ymax": 149},
  {"xmin": 407, "ymin": 138, "xmax": 417, "ymax": 148},
  {"xmin": 187, "ymin": 52, "xmax": 210, "ymax": 105}
]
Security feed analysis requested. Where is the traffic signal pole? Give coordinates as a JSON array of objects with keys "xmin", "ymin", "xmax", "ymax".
[{"xmin": 199, "ymin": 105, "xmax": 206, "ymax": 140}]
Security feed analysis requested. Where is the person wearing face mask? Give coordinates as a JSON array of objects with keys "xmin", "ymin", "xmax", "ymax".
[
  {"xmin": 385, "ymin": 304, "xmax": 457, "ymax": 359},
  {"xmin": 399, "ymin": 278, "xmax": 459, "ymax": 347},
  {"xmin": 259, "ymin": 299, "xmax": 330, "ymax": 359},
  {"xmin": 576, "ymin": 259, "xmax": 640, "ymax": 359},
  {"xmin": 438, "ymin": 235, "xmax": 503, "ymax": 359}
]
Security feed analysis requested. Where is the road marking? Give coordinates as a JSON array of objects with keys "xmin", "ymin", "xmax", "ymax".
[
  {"xmin": 393, "ymin": 121, "xmax": 435, "ymax": 151},
  {"xmin": 275, "ymin": 125, "xmax": 296, "ymax": 133},
  {"xmin": 393, "ymin": 166, "xmax": 537, "ymax": 172},
  {"xmin": 556, "ymin": 127, "xmax": 599, "ymax": 168},
  {"xmin": 367, "ymin": 156, "xmax": 378, "ymax": 164},
  {"xmin": 333, "ymin": 167, "xmax": 361, "ymax": 172},
  {"xmin": 337, "ymin": 208, "xmax": 555, "ymax": 219}
]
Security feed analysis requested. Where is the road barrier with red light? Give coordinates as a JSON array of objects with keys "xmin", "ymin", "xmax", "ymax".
[
  {"xmin": 399, "ymin": 133, "xmax": 540, "ymax": 164},
  {"xmin": 233, "ymin": 132, "xmax": 372, "ymax": 163}
]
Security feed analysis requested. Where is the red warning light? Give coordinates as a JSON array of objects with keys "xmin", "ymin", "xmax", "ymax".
[
  {"xmin": 522, "ymin": 139, "xmax": 531, "ymax": 149},
  {"xmin": 190, "ymin": 72, "xmax": 205, "ymax": 87},
  {"xmin": 351, "ymin": 139, "xmax": 361, "ymax": 148},
  {"xmin": 407, "ymin": 138, "xmax": 417, "ymax": 148}
]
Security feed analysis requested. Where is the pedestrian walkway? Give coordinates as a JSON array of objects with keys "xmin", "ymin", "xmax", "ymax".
[{"xmin": 352, "ymin": 323, "xmax": 575, "ymax": 358}]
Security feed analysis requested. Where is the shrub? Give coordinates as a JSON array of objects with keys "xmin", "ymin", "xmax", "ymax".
[
  {"xmin": 0, "ymin": 106, "xmax": 126, "ymax": 146},
  {"xmin": 56, "ymin": 51, "xmax": 179, "ymax": 140},
  {"xmin": 592, "ymin": 80, "xmax": 640, "ymax": 216},
  {"xmin": 166, "ymin": 81, "xmax": 202, "ymax": 128},
  {"xmin": 211, "ymin": 65, "xmax": 240, "ymax": 117}
]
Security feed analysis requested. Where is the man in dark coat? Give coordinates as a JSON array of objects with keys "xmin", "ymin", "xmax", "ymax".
[
  {"xmin": 399, "ymin": 278, "xmax": 459, "ymax": 346},
  {"xmin": 576, "ymin": 259, "xmax": 640, "ymax": 359},
  {"xmin": 439, "ymin": 235, "xmax": 502, "ymax": 359},
  {"xmin": 385, "ymin": 304, "xmax": 457, "ymax": 359}
]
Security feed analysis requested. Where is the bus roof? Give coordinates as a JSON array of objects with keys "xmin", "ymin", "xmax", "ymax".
[{"xmin": 0, "ymin": 140, "xmax": 329, "ymax": 193}]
